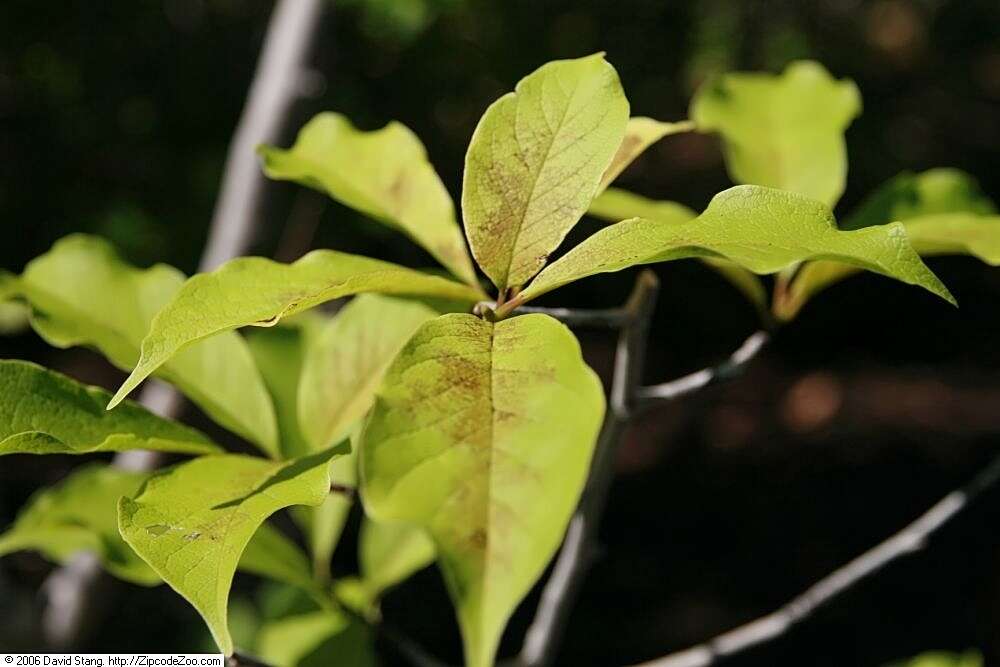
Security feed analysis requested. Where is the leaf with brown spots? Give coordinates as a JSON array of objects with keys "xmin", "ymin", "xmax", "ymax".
[
  {"xmin": 359, "ymin": 313, "xmax": 605, "ymax": 667},
  {"xmin": 118, "ymin": 445, "xmax": 347, "ymax": 654},
  {"xmin": 260, "ymin": 112, "xmax": 479, "ymax": 287},
  {"xmin": 462, "ymin": 53, "xmax": 629, "ymax": 292}
]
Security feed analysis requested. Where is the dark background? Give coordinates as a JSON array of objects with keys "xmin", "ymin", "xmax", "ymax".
[{"xmin": 2, "ymin": 0, "xmax": 1000, "ymax": 665}]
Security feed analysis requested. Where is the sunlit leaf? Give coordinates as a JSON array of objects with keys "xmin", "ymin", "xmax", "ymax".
[
  {"xmin": 10, "ymin": 235, "xmax": 278, "ymax": 455},
  {"xmin": 780, "ymin": 169, "xmax": 999, "ymax": 320},
  {"xmin": 299, "ymin": 294, "xmax": 436, "ymax": 451},
  {"xmin": 260, "ymin": 112, "xmax": 478, "ymax": 286},
  {"xmin": 0, "ymin": 360, "xmax": 218, "ymax": 456},
  {"xmin": 587, "ymin": 188, "xmax": 768, "ymax": 313},
  {"xmin": 691, "ymin": 60, "xmax": 861, "ymax": 206},
  {"xmin": 108, "ymin": 251, "xmax": 482, "ymax": 410},
  {"xmin": 462, "ymin": 53, "xmax": 629, "ymax": 292},
  {"xmin": 0, "ymin": 465, "xmax": 158, "ymax": 585},
  {"xmin": 511, "ymin": 185, "xmax": 954, "ymax": 311},
  {"xmin": 597, "ymin": 117, "xmax": 694, "ymax": 192},
  {"xmin": 360, "ymin": 313, "xmax": 605, "ymax": 667},
  {"xmin": 119, "ymin": 445, "xmax": 346, "ymax": 654}
]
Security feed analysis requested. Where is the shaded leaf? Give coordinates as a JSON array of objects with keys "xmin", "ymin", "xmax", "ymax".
[
  {"xmin": 240, "ymin": 523, "xmax": 329, "ymax": 607},
  {"xmin": 462, "ymin": 53, "xmax": 629, "ymax": 291},
  {"xmin": 108, "ymin": 250, "xmax": 482, "ymax": 410},
  {"xmin": 512, "ymin": 186, "xmax": 954, "ymax": 310},
  {"xmin": 260, "ymin": 112, "xmax": 478, "ymax": 286},
  {"xmin": 0, "ymin": 465, "xmax": 158, "ymax": 585},
  {"xmin": 587, "ymin": 188, "xmax": 768, "ymax": 313},
  {"xmin": 299, "ymin": 294, "xmax": 436, "ymax": 451},
  {"xmin": 359, "ymin": 518, "xmax": 434, "ymax": 599},
  {"xmin": 119, "ymin": 446, "xmax": 346, "ymax": 654},
  {"xmin": 360, "ymin": 313, "xmax": 605, "ymax": 667},
  {"xmin": 258, "ymin": 608, "xmax": 374, "ymax": 667},
  {"xmin": 885, "ymin": 652, "xmax": 982, "ymax": 667},
  {"xmin": 11, "ymin": 235, "xmax": 278, "ymax": 455},
  {"xmin": 597, "ymin": 117, "xmax": 694, "ymax": 192},
  {"xmin": 691, "ymin": 60, "xmax": 861, "ymax": 206},
  {"xmin": 293, "ymin": 445, "xmax": 357, "ymax": 583},
  {"xmin": 0, "ymin": 360, "xmax": 218, "ymax": 456}
]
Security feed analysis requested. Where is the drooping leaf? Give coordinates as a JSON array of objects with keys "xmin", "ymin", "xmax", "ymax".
[
  {"xmin": 510, "ymin": 185, "xmax": 954, "ymax": 311},
  {"xmin": 257, "ymin": 608, "xmax": 375, "ymax": 667},
  {"xmin": 298, "ymin": 294, "xmax": 436, "ymax": 451},
  {"xmin": 587, "ymin": 188, "xmax": 768, "ymax": 313},
  {"xmin": 118, "ymin": 446, "xmax": 346, "ymax": 654},
  {"xmin": 359, "ymin": 518, "xmax": 435, "ymax": 599},
  {"xmin": 842, "ymin": 168, "xmax": 996, "ymax": 231},
  {"xmin": 360, "ymin": 313, "xmax": 605, "ymax": 667},
  {"xmin": 108, "ymin": 250, "xmax": 482, "ymax": 410},
  {"xmin": 259, "ymin": 112, "xmax": 478, "ymax": 286},
  {"xmin": 597, "ymin": 117, "xmax": 694, "ymax": 193},
  {"xmin": 779, "ymin": 169, "xmax": 999, "ymax": 320},
  {"xmin": 0, "ymin": 465, "xmax": 158, "ymax": 585},
  {"xmin": 691, "ymin": 60, "xmax": 861, "ymax": 207},
  {"xmin": 0, "ymin": 360, "xmax": 218, "ymax": 456},
  {"xmin": 462, "ymin": 53, "xmax": 629, "ymax": 292},
  {"xmin": 11, "ymin": 235, "xmax": 278, "ymax": 456}
]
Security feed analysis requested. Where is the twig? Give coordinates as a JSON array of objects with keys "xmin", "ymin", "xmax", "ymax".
[
  {"xmin": 512, "ymin": 304, "xmax": 630, "ymax": 329},
  {"xmin": 635, "ymin": 331, "xmax": 769, "ymax": 409},
  {"xmin": 632, "ymin": 451, "xmax": 1000, "ymax": 667},
  {"xmin": 40, "ymin": 0, "xmax": 328, "ymax": 647},
  {"xmin": 517, "ymin": 271, "xmax": 660, "ymax": 667}
]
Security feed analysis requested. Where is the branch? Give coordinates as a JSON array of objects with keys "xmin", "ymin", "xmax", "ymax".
[
  {"xmin": 41, "ymin": 0, "xmax": 328, "ymax": 647},
  {"xmin": 635, "ymin": 331, "xmax": 769, "ymax": 409},
  {"xmin": 517, "ymin": 271, "xmax": 660, "ymax": 667},
  {"xmin": 631, "ymin": 451, "xmax": 1000, "ymax": 667}
]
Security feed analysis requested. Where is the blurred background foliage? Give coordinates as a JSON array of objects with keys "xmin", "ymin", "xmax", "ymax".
[{"xmin": 2, "ymin": 0, "xmax": 1000, "ymax": 665}]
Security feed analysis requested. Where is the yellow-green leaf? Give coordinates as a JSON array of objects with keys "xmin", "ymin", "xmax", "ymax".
[
  {"xmin": 0, "ymin": 360, "xmax": 218, "ymax": 456},
  {"xmin": 257, "ymin": 608, "xmax": 374, "ymax": 667},
  {"xmin": 587, "ymin": 188, "xmax": 768, "ymax": 313},
  {"xmin": 11, "ymin": 235, "xmax": 278, "ymax": 455},
  {"xmin": 462, "ymin": 53, "xmax": 629, "ymax": 292},
  {"xmin": 108, "ymin": 251, "xmax": 482, "ymax": 410},
  {"xmin": 511, "ymin": 185, "xmax": 954, "ymax": 311},
  {"xmin": 260, "ymin": 112, "xmax": 478, "ymax": 286},
  {"xmin": 691, "ymin": 60, "xmax": 861, "ymax": 207},
  {"xmin": 359, "ymin": 518, "xmax": 435, "ymax": 600},
  {"xmin": 118, "ymin": 446, "xmax": 346, "ymax": 654},
  {"xmin": 360, "ymin": 313, "xmax": 605, "ymax": 667},
  {"xmin": 299, "ymin": 294, "xmax": 437, "ymax": 451},
  {"xmin": 597, "ymin": 117, "xmax": 694, "ymax": 193}
]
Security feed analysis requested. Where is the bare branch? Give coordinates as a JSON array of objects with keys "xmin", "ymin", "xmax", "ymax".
[
  {"xmin": 631, "ymin": 451, "xmax": 1000, "ymax": 667},
  {"xmin": 517, "ymin": 271, "xmax": 660, "ymax": 667}
]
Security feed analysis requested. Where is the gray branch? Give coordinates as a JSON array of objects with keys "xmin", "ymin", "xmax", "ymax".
[
  {"xmin": 41, "ymin": 0, "xmax": 328, "ymax": 647},
  {"xmin": 633, "ymin": 451, "xmax": 1000, "ymax": 667}
]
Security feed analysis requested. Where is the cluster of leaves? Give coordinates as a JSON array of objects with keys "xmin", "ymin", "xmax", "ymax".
[{"xmin": 1, "ymin": 55, "xmax": 997, "ymax": 666}]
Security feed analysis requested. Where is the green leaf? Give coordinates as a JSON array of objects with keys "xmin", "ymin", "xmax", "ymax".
[
  {"xmin": 597, "ymin": 117, "xmax": 694, "ymax": 192},
  {"xmin": 299, "ymin": 294, "xmax": 436, "ymax": 451},
  {"xmin": 0, "ymin": 360, "xmax": 219, "ymax": 456},
  {"xmin": 842, "ymin": 168, "xmax": 996, "ymax": 231},
  {"xmin": 293, "ymin": 445, "xmax": 357, "ymax": 583},
  {"xmin": 12, "ymin": 235, "xmax": 278, "ymax": 456},
  {"xmin": 239, "ymin": 523, "xmax": 329, "ymax": 607},
  {"xmin": 691, "ymin": 60, "xmax": 861, "ymax": 207},
  {"xmin": 257, "ymin": 609, "xmax": 375, "ymax": 667},
  {"xmin": 0, "ymin": 464, "xmax": 158, "ymax": 585},
  {"xmin": 359, "ymin": 518, "xmax": 435, "ymax": 599},
  {"xmin": 511, "ymin": 185, "xmax": 954, "ymax": 311},
  {"xmin": 779, "ymin": 169, "xmax": 999, "ymax": 320},
  {"xmin": 462, "ymin": 53, "xmax": 630, "ymax": 292},
  {"xmin": 118, "ymin": 446, "xmax": 346, "ymax": 654},
  {"xmin": 885, "ymin": 651, "xmax": 983, "ymax": 667},
  {"xmin": 360, "ymin": 313, "xmax": 605, "ymax": 667},
  {"xmin": 108, "ymin": 250, "xmax": 483, "ymax": 410},
  {"xmin": 260, "ymin": 112, "xmax": 478, "ymax": 287},
  {"xmin": 588, "ymin": 188, "xmax": 768, "ymax": 313}
]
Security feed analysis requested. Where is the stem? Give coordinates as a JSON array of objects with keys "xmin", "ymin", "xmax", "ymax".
[
  {"xmin": 40, "ymin": 0, "xmax": 328, "ymax": 647},
  {"xmin": 517, "ymin": 270, "xmax": 660, "ymax": 667},
  {"xmin": 633, "ymin": 451, "xmax": 1000, "ymax": 667}
]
